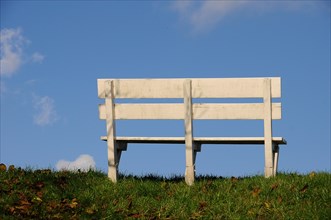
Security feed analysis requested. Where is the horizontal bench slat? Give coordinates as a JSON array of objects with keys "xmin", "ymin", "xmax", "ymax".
[
  {"xmin": 114, "ymin": 104, "xmax": 183, "ymax": 120},
  {"xmin": 100, "ymin": 136, "xmax": 287, "ymax": 145},
  {"xmin": 192, "ymin": 78, "xmax": 281, "ymax": 98},
  {"xmin": 99, "ymin": 103, "xmax": 282, "ymax": 120},
  {"xmin": 97, "ymin": 78, "xmax": 281, "ymax": 99},
  {"xmin": 193, "ymin": 103, "xmax": 281, "ymax": 120}
]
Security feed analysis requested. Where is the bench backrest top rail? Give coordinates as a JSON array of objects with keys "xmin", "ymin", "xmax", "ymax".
[{"xmin": 97, "ymin": 77, "xmax": 281, "ymax": 99}]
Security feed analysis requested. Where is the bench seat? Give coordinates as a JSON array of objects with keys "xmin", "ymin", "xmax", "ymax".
[{"xmin": 101, "ymin": 136, "xmax": 286, "ymax": 145}]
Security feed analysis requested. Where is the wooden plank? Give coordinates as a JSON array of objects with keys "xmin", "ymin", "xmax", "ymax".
[
  {"xmin": 192, "ymin": 77, "xmax": 281, "ymax": 98},
  {"xmin": 193, "ymin": 137, "xmax": 286, "ymax": 145},
  {"xmin": 115, "ymin": 136, "xmax": 185, "ymax": 143},
  {"xmin": 184, "ymin": 79, "xmax": 195, "ymax": 186},
  {"xmin": 97, "ymin": 77, "xmax": 281, "ymax": 99},
  {"xmin": 98, "ymin": 78, "xmax": 184, "ymax": 98},
  {"xmin": 115, "ymin": 104, "xmax": 183, "ymax": 120},
  {"xmin": 100, "ymin": 136, "xmax": 287, "ymax": 145},
  {"xmin": 263, "ymin": 78, "xmax": 274, "ymax": 177},
  {"xmin": 193, "ymin": 103, "xmax": 281, "ymax": 120},
  {"xmin": 98, "ymin": 103, "xmax": 281, "ymax": 120},
  {"xmin": 104, "ymin": 80, "xmax": 119, "ymax": 183}
]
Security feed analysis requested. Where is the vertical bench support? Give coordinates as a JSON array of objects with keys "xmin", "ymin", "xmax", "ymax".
[
  {"xmin": 193, "ymin": 143, "xmax": 201, "ymax": 168},
  {"xmin": 117, "ymin": 142, "xmax": 128, "ymax": 164},
  {"xmin": 184, "ymin": 79, "xmax": 195, "ymax": 185},
  {"xmin": 105, "ymin": 80, "xmax": 119, "ymax": 182},
  {"xmin": 263, "ymin": 78, "xmax": 274, "ymax": 177},
  {"xmin": 273, "ymin": 144, "xmax": 280, "ymax": 175}
]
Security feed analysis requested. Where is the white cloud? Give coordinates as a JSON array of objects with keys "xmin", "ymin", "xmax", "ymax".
[
  {"xmin": 172, "ymin": 1, "xmax": 250, "ymax": 32},
  {"xmin": 172, "ymin": 1, "xmax": 325, "ymax": 33},
  {"xmin": 0, "ymin": 28, "xmax": 25, "ymax": 76},
  {"xmin": 31, "ymin": 52, "xmax": 45, "ymax": 63},
  {"xmin": 56, "ymin": 154, "xmax": 96, "ymax": 172},
  {"xmin": 0, "ymin": 28, "xmax": 45, "ymax": 76},
  {"xmin": 191, "ymin": 1, "xmax": 249, "ymax": 32},
  {"xmin": 33, "ymin": 95, "xmax": 59, "ymax": 126}
]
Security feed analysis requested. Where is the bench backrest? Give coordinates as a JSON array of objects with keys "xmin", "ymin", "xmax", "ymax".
[{"xmin": 98, "ymin": 78, "xmax": 282, "ymax": 121}]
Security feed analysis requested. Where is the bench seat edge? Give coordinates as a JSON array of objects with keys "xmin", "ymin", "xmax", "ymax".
[{"xmin": 100, "ymin": 136, "xmax": 287, "ymax": 145}]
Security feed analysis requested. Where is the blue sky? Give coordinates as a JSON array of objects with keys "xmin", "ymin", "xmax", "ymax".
[{"xmin": 1, "ymin": 1, "xmax": 330, "ymax": 177}]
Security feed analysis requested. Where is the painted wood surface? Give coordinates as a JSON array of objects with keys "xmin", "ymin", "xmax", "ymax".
[
  {"xmin": 184, "ymin": 79, "xmax": 195, "ymax": 186},
  {"xmin": 97, "ymin": 78, "xmax": 281, "ymax": 99},
  {"xmin": 104, "ymin": 80, "xmax": 119, "ymax": 182},
  {"xmin": 99, "ymin": 103, "xmax": 282, "ymax": 120},
  {"xmin": 100, "ymin": 136, "xmax": 287, "ymax": 145},
  {"xmin": 263, "ymin": 78, "xmax": 274, "ymax": 177}
]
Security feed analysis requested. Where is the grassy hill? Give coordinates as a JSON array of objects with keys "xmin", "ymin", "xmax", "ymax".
[{"xmin": 1, "ymin": 165, "xmax": 330, "ymax": 219}]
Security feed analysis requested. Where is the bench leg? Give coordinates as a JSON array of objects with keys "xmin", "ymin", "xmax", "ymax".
[
  {"xmin": 193, "ymin": 143, "xmax": 201, "ymax": 164},
  {"xmin": 107, "ymin": 139, "xmax": 118, "ymax": 183},
  {"xmin": 273, "ymin": 144, "xmax": 280, "ymax": 176},
  {"xmin": 185, "ymin": 144, "xmax": 195, "ymax": 186},
  {"xmin": 108, "ymin": 141, "xmax": 128, "ymax": 182},
  {"xmin": 117, "ymin": 142, "xmax": 128, "ymax": 164},
  {"xmin": 184, "ymin": 79, "xmax": 195, "ymax": 186},
  {"xmin": 185, "ymin": 168, "xmax": 194, "ymax": 185},
  {"xmin": 185, "ymin": 143, "xmax": 201, "ymax": 185},
  {"xmin": 264, "ymin": 140, "xmax": 274, "ymax": 178}
]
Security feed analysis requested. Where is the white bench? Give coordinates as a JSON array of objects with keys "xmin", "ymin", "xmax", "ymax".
[{"xmin": 97, "ymin": 78, "xmax": 286, "ymax": 185}]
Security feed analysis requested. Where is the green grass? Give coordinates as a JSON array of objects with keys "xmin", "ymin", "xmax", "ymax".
[{"xmin": 1, "ymin": 166, "xmax": 330, "ymax": 219}]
